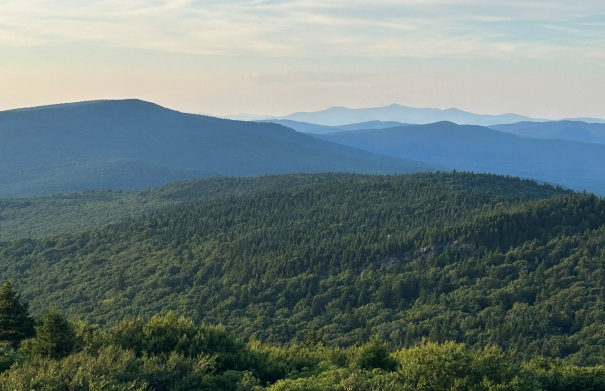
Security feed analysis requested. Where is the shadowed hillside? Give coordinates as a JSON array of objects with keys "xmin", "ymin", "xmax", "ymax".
[
  {"xmin": 490, "ymin": 120, "xmax": 605, "ymax": 145},
  {"xmin": 0, "ymin": 100, "xmax": 434, "ymax": 197},
  {"xmin": 317, "ymin": 122, "xmax": 605, "ymax": 195}
]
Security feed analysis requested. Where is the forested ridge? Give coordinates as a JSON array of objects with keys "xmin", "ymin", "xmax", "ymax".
[
  {"xmin": 2, "ymin": 172, "xmax": 605, "ymax": 374},
  {"xmin": 0, "ymin": 174, "xmax": 358, "ymax": 241}
]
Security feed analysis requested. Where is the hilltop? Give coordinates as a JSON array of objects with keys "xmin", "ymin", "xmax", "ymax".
[{"xmin": 0, "ymin": 99, "xmax": 433, "ymax": 197}]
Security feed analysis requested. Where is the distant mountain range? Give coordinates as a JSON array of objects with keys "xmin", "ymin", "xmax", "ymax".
[
  {"xmin": 259, "ymin": 119, "xmax": 409, "ymax": 134},
  {"xmin": 0, "ymin": 100, "xmax": 434, "ymax": 197},
  {"xmin": 4, "ymin": 99, "xmax": 605, "ymax": 198},
  {"xmin": 266, "ymin": 118, "xmax": 605, "ymax": 145},
  {"xmin": 279, "ymin": 104, "xmax": 537, "ymax": 126},
  {"xmin": 316, "ymin": 121, "xmax": 605, "ymax": 195},
  {"xmin": 490, "ymin": 121, "xmax": 605, "ymax": 145},
  {"xmin": 235, "ymin": 104, "xmax": 605, "ymax": 127}
]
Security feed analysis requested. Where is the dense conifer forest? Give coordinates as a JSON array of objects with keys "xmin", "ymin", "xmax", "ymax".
[
  {"xmin": 0, "ymin": 175, "xmax": 351, "ymax": 241},
  {"xmin": 2, "ymin": 172, "xmax": 605, "ymax": 389}
]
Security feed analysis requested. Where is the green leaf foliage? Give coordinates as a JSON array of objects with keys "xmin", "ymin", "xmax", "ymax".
[{"xmin": 0, "ymin": 285, "xmax": 602, "ymax": 390}]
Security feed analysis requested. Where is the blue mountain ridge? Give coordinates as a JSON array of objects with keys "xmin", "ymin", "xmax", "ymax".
[
  {"xmin": 0, "ymin": 99, "xmax": 435, "ymax": 197},
  {"xmin": 316, "ymin": 121, "xmax": 605, "ymax": 195}
]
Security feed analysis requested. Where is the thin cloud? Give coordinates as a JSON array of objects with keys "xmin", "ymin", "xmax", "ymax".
[{"xmin": 0, "ymin": 0, "xmax": 603, "ymax": 60}]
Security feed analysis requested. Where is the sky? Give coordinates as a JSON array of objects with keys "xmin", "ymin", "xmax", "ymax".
[{"xmin": 1, "ymin": 0, "xmax": 604, "ymax": 119}]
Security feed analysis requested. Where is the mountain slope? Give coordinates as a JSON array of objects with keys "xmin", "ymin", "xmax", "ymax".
[
  {"xmin": 0, "ymin": 100, "xmax": 434, "ymax": 197},
  {"xmin": 317, "ymin": 122, "xmax": 605, "ymax": 195},
  {"xmin": 260, "ymin": 119, "xmax": 407, "ymax": 134},
  {"xmin": 5, "ymin": 172, "xmax": 605, "ymax": 364},
  {"xmin": 490, "ymin": 120, "xmax": 605, "ymax": 145},
  {"xmin": 281, "ymin": 104, "xmax": 537, "ymax": 126},
  {"xmin": 0, "ymin": 174, "xmax": 360, "ymax": 241}
]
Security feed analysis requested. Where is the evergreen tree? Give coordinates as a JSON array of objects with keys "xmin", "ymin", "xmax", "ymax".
[
  {"xmin": 30, "ymin": 310, "xmax": 76, "ymax": 359},
  {"xmin": 0, "ymin": 282, "xmax": 35, "ymax": 347}
]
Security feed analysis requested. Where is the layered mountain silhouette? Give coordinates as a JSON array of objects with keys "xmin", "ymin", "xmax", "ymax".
[
  {"xmin": 268, "ymin": 118, "xmax": 605, "ymax": 144},
  {"xmin": 0, "ymin": 99, "xmax": 435, "ymax": 197},
  {"xmin": 260, "ymin": 119, "xmax": 408, "ymax": 134},
  {"xmin": 277, "ymin": 103, "xmax": 538, "ymax": 126},
  {"xmin": 317, "ymin": 122, "xmax": 605, "ymax": 195},
  {"xmin": 491, "ymin": 120, "xmax": 605, "ymax": 145}
]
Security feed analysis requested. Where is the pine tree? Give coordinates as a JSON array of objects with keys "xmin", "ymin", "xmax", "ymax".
[
  {"xmin": 0, "ymin": 282, "xmax": 35, "ymax": 347},
  {"xmin": 31, "ymin": 310, "xmax": 76, "ymax": 359}
]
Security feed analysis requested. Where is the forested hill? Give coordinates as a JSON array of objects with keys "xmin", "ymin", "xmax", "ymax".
[
  {"xmin": 0, "ymin": 99, "xmax": 433, "ymax": 197},
  {"xmin": 2, "ymin": 172, "xmax": 605, "ymax": 364},
  {"xmin": 316, "ymin": 122, "xmax": 605, "ymax": 195},
  {"xmin": 0, "ymin": 174, "xmax": 369, "ymax": 241}
]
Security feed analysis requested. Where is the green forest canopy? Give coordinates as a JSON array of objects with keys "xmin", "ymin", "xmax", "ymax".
[
  {"xmin": 0, "ymin": 291, "xmax": 604, "ymax": 391},
  {"xmin": 1, "ymin": 172, "xmax": 605, "ymax": 368}
]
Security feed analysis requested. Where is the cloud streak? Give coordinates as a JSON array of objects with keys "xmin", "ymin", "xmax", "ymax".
[
  {"xmin": 0, "ymin": 0, "xmax": 603, "ymax": 59},
  {"xmin": 0, "ymin": 0, "xmax": 603, "ymax": 119}
]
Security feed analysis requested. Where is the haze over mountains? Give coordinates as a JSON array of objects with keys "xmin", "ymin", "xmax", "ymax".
[
  {"xmin": 265, "ymin": 118, "xmax": 605, "ymax": 143},
  {"xmin": 317, "ymin": 122, "xmax": 605, "ymax": 195},
  {"xmin": 260, "ymin": 119, "xmax": 409, "ymax": 135},
  {"xmin": 490, "ymin": 121, "xmax": 605, "ymax": 145},
  {"xmin": 277, "ymin": 103, "xmax": 538, "ymax": 126},
  {"xmin": 255, "ymin": 104, "xmax": 605, "ymax": 127},
  {"xmin": 0, "ymin": 99, "xmax": 433, "ymax": 198},
  {"xmin": 3, "ymin": 98, "xmax": 605, "ymax": 198},
  {"xmin": 234, "ymin": 103, "xmax": 540, "ymax": 126}
]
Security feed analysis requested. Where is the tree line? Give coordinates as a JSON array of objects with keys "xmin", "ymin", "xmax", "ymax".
[{"xmin": 1, "ymin": 281, "xmax": 604, "ymax": 390}]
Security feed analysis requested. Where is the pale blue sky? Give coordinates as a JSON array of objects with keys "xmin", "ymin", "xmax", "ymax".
[{"xmin": 1, "ymin": 0, "xmax": 604, "ymax": 119}]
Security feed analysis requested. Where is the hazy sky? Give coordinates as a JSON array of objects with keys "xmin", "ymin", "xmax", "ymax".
[{"xmin": 1, "ymin": 1, "xmax": 604, "ymax": 119}]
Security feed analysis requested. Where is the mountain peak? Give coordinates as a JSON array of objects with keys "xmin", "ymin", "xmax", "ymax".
[
  {"xmin": 1, "ymin": 98, "xmax": 167, "ymax": 115},
  {"xmin": 281, "ymin": 104, "xmax": 537, "ymax": 126},
  {"xmin": 0, "ymin": 99, "xmax": 435, "ymax": 197}
]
